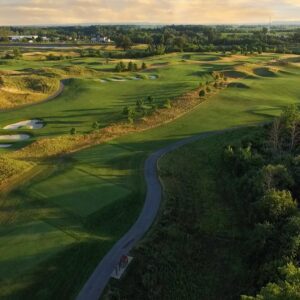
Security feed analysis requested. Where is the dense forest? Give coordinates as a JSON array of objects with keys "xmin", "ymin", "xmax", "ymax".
[
  {"xmin": 0, "ymin": 25, "xmax": 300, "ymax": 55},
  {"xmin": 223, "ymin": 106, "xmax": 300, "ymax": 299}
]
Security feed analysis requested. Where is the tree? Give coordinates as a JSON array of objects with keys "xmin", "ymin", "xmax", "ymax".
[
  {"xmin": 136, "ymin": 99, "xmax": 144, "ymax": 111},
  {"xmin": 115, "ymin": 61, "xmax": 126, "ymax": 72},
  {"xmin": 281, "ymin": 105, "xmax": 300, "ymax": 152},
  {"xmin": 115, "ymin": 35, "xmax": 133, "ymax": 51},
  {"xmin": 199, "ymin": 90, "xmax": 206, "ymax": 97},
  {"xmin": 242, "ymin": 263, "xmax": 300, "ymax": 300},
  {"xmin": 79, "ymin": 49, "xmax": 86, "ymax": 57},
  {"xmin": 164, "ymin": 99, "xmax": 171, "ymax": 109},
  {"xmin": 269, "ymin": 118, "xmax": 283, "ymax": 156},
  {"xmin": 120, "ymin": 61, "xmax": 126, "ymax": 71},
  {"xmin": 147, "ymin": 96, "xmax": 154, "ymax": 105},
  {"xmin": 115, "ymin": 63, "xmax": 122, "ymax": 72},
  {"xmin": 13, "ymin": 48, "xmax": 21, "ymax": 59},
  {"xmin": 128, "ymin": 61, "xmax": 134, "ymax": 71},
  {"xmin": 70, "ymin": 127, "xmax": 77, "ymax": 135},
  {"xmin": 92, "ymin": 121, "xmax": 100, "ymax": 129},
  {"xmin": 259, "ymin": 189, "xmax": 297, "ymax": 222},
  {"xmin": 261, "ymin": 164, "xmax": 294, "ymax": 191},
  {"xmin": 133, "ymin": 63, "xmax": 138, "ymax": 71},
  {"xmin": 123, "ymin": 106, "xmax": 135, "ymax": 123},
  {"xmin": 141, "ymin": 62, "xmax": 147, "ymax": 70}
]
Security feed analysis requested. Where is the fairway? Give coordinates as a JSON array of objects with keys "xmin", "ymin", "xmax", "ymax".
[{"xmin": 0, "ymin": 50, "xmax": 300, "ymax": 299}]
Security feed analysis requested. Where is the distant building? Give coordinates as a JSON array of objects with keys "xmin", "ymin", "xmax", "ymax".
[
  {"xmin": 41, "ymin": 36, "xmax": 49, "ymax": 42},
  {"xmin": 91, "ymin": 36, "xmax": 111, "ymax": 43},
  {"xmin": 9, "ymin": 35, "xmax": 38, "ymax": 42}
]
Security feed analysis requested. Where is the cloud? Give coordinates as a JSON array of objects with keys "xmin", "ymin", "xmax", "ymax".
[{"xmin": 0, "ymin": 0, "xmax": 299, "ymax": 25}]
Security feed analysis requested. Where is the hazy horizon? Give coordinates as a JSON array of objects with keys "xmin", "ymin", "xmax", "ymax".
[{"xmin": 0, "ymin": 0, "xmax": 300, "ymax": 26}]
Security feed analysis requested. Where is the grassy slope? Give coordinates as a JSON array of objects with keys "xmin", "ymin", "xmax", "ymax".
[
  {"xmin": 107, "ymin": 128, "xmax": 257, "ymax": 300},
  {"xmin": 0, "ymin": 54, "xmax": 215, "ymax": 145},
  {"xmin": 0, "ymin": 53, "xmax": 300, "ymax": 298}
]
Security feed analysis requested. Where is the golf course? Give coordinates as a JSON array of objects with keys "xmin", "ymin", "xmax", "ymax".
[{"xmin": 0, "ymin": 48, "xmax": 300, "ymax": 299}]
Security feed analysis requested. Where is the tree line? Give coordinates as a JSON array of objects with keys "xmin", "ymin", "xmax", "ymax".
[
  {"xmin": 1, "ymin": 25, "xmax": 299, "ymax": 55},
  {"xmin": 222, "ymin": 105, "xmax": 300, "ymax": 299}
]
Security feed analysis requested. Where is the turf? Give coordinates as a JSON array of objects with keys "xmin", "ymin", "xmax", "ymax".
[
  {"xmin": 107, "ymin": 128, "xmax": 257, "ymax": 300},
  {"xmin": 0, "ymin": 51, "xmax": 300, "ymax": 299}
]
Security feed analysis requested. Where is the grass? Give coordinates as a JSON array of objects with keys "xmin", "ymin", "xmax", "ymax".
[
  {"xmin": 0, "ymin": 73, "xmax": 60, "ymax": 109},
  {"xmin": 105, "ymin": 128, "xmax": 259, "ymax": 300},
  {"xmin": 0, "ymin": 51, "xmax": 300, "ymax": 298}
]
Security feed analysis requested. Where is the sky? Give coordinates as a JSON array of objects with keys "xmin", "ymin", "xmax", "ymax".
[{"xmin": 0, "ymin": 0, "xmax": 300, "ymax": 26}]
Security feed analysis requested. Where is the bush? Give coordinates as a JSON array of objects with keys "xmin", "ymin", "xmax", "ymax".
[
  {"xmin": 164, "ymin": 99, "xmax": 171, "ymax": 109},
  {"xmin": 259, "ymin": 189, "xmax": 297, "ymax": 222},
  {"xmin": 147, "ymin": 96, "xmax": 154, "ymax": 104},
  {"xmin": 92, "ymin": 121, "xmax": 100, "ymax": 129},
  {"xmin": 70, "ymin": 128, "xmax": 77, "ymax": 135},
  {"xmin": 199, "ymin": 89, "xmax": 206, "ymax": 97},
  {"xmin": 141, "ymin": 62, "xmax": 147, "ymax": 70}
]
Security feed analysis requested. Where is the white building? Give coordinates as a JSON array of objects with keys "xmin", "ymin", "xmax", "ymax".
[
  {"xmin": 9, "ymin": 35, "xmax": 38, "ymax": 41},
  {"xmin": 91, "ymin": 36, "xmax": 111, "ymax": 43}
]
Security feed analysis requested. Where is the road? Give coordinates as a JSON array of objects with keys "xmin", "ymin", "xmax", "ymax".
[{"xmin": 76, "ymin": 131, "xmax": 217, "ymax": 300}]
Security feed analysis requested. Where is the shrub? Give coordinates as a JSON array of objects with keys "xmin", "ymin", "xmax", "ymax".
[
  {"xmin": 70, "ymin": 128, "xmax": 77, "ymax": 135},
  {"xmin": 164, "ymin": 99, "xmax": 172, "ymax": 109},
  {"xmin": 199, "ymin": 90, "xmax": 206, "ymax": 97},
  {"xmin": 141, "ymin": 62, "xmax": 147, "ymax": 70},
  {"xmin": 147, "ymin": 96, "xmax": 154, "ymax": 104},
  {"xmin": 92, "ymin": 121, "xmax": 100, "ymax": 129},
  {"xmin": 259, "ymin": 189, "xmax": 297, "ymax": 222}
]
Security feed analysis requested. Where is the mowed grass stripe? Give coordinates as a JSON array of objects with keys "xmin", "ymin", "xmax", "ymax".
[
  {"xmin": 29, "ymin": 168, "xmax": 131, "ymax": 217},
  {"xmin": 0, "ymin": 220, "xmax": 76, "ymax": 280}
]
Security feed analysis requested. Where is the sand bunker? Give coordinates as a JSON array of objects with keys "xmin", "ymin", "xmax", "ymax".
[
  {"xmin": 4, "ymin": 119, "xmax": 44, "ymax": 130},
  {"xmin": 0, "ymin": 134, "xmax": 31, "ymax": 141},
  {"xmin": 130, "ymin": 76, "xmax": 142, "ymax": 80},
  {"xmin": 149, "ymin": 75, "xmax": 158, "ymax": 79},
  {"xmin": 110, "ymin": 78, "xmax": 127, "ymax": 82},
  {"xmin": 0, "ymin": 144, "xmax": 12, "ymax": 148}
]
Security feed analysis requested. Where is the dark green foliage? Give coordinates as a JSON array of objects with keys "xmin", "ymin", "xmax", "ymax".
[
  {"xmin": 70, "ymin": 127, "xmax": 76, "ymax": 135},
  {"xmin": 127, "ymin": 61, "xmax": 134, "ymax": 71},
  {"xmin": 147, "ymin": 96, "xmax": 154, "ymax": 105},
  {"xmin": 115, "ymin": 61, "xmax": 127, "ymax": 72},
  {"xmin": 222, "ymin": 106, "xmax": 300, "ymax": 299},
  {"xmin": 164, "ymin": 99, "xmax": 171, "ymax": 109},
  {"xmin": 92, "ymin": 121, "xmax": 100, "ymax": 129},
  {"xmin": 141, "ymin": 62, "xmax": 147, "ymax": 70},
  {"xmin": 115, "ymin": 35, "xmax": 133, "ymax": 51},
  {"xmin": 135, "ymin": 99, "xmax": 144, "ymax": 111},
  {"xmin": 199, "ymin": 89, "xmax": 206, "ymax": 97},
  {"xmin": 242, "ymin": 263, "xmax": 300, "ymax": 300},
  {"xmin": 258, "ymin": 189, "xmax": 297, "ymax": 222}
]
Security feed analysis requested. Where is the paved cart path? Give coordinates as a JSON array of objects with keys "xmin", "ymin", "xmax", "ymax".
[{"xmin": 76, "ymin": 131, "xmax": 219, "ymax": 300}]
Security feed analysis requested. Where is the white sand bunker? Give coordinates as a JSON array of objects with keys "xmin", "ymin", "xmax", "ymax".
[
  {"xmin": 0, "ymin": 134, "xmax": 31, "ymax": 141},
  {"xmin": 130, "ymin": 76, "xmax": 142, "ymax": 80},
  {"xmin": 0, "ymin": 144, "xmax": 12, "ymax": 148},
  {"xmin": 110, "ymin": 78, "xmax": 127, "ymax": 82},
  {"xmin": 4, "ymin": 119, "xmax": 44, "ymax": 130}
]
